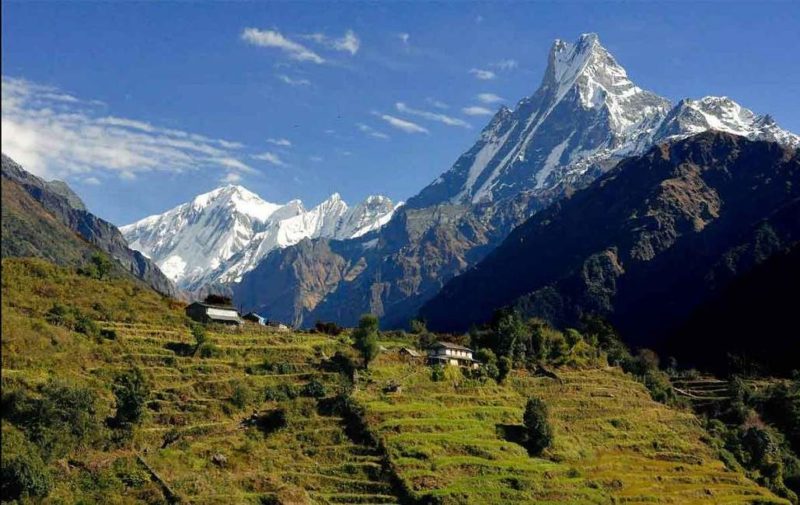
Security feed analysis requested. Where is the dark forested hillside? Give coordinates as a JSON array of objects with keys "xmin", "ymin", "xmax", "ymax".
[{"xmin": 420, "ymin": 133, "xmax": 800, "ymax": 357}]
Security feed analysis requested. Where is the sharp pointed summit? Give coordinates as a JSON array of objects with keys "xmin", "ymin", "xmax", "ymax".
[{"xmin": 406, "ymin": 33, "xmax": 797, "ymax": 211}]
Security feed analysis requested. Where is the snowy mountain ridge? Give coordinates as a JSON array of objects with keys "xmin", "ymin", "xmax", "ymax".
[
  {"xmin": 407, "ymin": 33, "xmax": 799, "ymax": 210},
  {"xmin": 121, "ymin": 185, "xmax": 398, "ymax": 290}
]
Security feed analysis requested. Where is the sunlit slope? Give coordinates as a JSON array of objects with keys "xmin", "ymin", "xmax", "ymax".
[{"xmin": 355, "ymin": 358, "xmax": 787, "ymax": 504}]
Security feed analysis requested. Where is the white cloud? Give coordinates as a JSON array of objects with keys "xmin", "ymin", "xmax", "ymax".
[
  {"xmin": 306, "ymin": 29, "xmax": 360, "ymax": 55},
  {"xmin": 241, "ymin": 27, "xmax": 325, "ymax": 63},
  {"xmin": 477, "ymin": 93, "xmax": 505, "ymax": 104},
  {"xmin": 1, "ymin": 76, "xmax": 253, "ymax": 181},
  {"xmin": 277, "ymin": 74, "xmax": 311, "ymax": 86},
  {"xmin": 221, "ymin": 172, "xmax": 242, "ymax": 184},
  {"xmin": 395, "ymin": 102, "xmax": 471, "ymax": 129},
  {"xmin": 357, "ymin": 123, "xmax": 390, "ymax": 140},
  {"xmin": 267, "ymin": 137, "xmax": 292, "ymax": 147},
  {"xmin": 399, "ymin": 33, "xmax": 410, "ymax": 46},
  {"xmin": 469, "ymin": 68, "xmax": 496, "ymax": 80},
  {"xmin": 426, "ymin": 98, "xmax": 448, "ymax": 109},
  {"xmin": 462, "ymin": 106, "xmax": 494, "ymax": 116},
  {"xmin": 309, "ymin": 155, "xmax": 323, "ymax": 162},
  {"xmin": 379, "ymin": 114, "xmax": 429, "ymax": 134},
  {"xmin": 491, "ymin": 59, "xmax": 518, "ymax": 70},
  {"xmin": 252, "ymin": 151, "xmax": 287, "ymax": 167},
  {"xmin": 83, "ymin": 176, "xmax": 101, "ymax": 186}
]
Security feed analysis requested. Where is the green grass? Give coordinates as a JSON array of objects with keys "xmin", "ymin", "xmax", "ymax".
[
  {"xmin": 353, "ymin": 356, "xmax": 789, "ymax": 504},
  {"xmin": 1, "ymin": 258, "xmax": 788, "ymax": 504}
]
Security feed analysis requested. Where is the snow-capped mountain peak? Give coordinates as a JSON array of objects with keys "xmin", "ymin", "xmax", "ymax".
[
  {"xmin": 406, "ymin": 33, "xmax": 798, "ymax": 210},
  {"xmin": 122, "ymin": 186, "xmax": 398, "ymax": 290}
]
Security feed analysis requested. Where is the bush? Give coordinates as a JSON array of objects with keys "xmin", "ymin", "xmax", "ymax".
[
  {"xmin": 230, "ymin": 383, "xmax": 252, "ymax": 410},
  {"xmin": 523, "ymin": 397, "xmax": 553, "ymax": 456},
  {"xmin": 498, "ymin": 356, "xmax": 512, "ymax": 384},
  {"xmin": 74, "ymin": 311, "xmax": 99, "ymax": 338},
  {"xmin": 191, "ymin": 323, "xmax": 208, "ymax": 348},
  {"xmin": 352, "ymin": 314, "xmax": 380, "ymax": 369},
  {"xmin": 0, "ymin": 452, "xmax": 52, "ymax": 501},
  {"xmin": 100, "ymin": 328, "xmax": 117, "ymax": 340},
  {"xmin": 430, "ymin": 365, "xmax": 445, "ymax": 382},
  {"xmin": 301, "ymin": 379, "xmax": 327, "ymax": 398},
  {"xmin": 112, "ymin": 368, "xmax": 149, "ymax": 427},
  {"xmin": 198, "ymin": 342, "xmax": 220, "ymax": 358},
  {"xmin": 5, "ymin": 381, "xmax": 100, "ymax": 459},
  {"xmin": 314, "ymin": 321, "xmax": 343, "ymax": 336},
  {"xmin": 204, "ymin": 294, "xmax": 232, "ymax": 306}
]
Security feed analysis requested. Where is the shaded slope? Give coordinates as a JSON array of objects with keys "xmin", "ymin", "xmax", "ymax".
[
  {"xmin": 420, "ymin": 133, "xmax": 800, "ymax": 348},
  {"xmin": 665, "ymin": 244, "xmax": 800, "ymax": 375},
  {"xmin": 1, "ymin": 153, "xmax": 178, "ymax": 297}
]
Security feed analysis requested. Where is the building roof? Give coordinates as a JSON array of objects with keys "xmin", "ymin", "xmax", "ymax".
[
  {"xmin": 399, "ymin": 347, "xmax": 421, "ymax": 357},
  {"xmin": 208, "ymin": 313, "xmax": 243, "ymax": 323},
  {"xmin": 429, "ymin": 341, "xmax": 473, "ymax": 352},
  {"xmin": 187, "ymin": 301, "xmax": 238, "ymax": 311}
]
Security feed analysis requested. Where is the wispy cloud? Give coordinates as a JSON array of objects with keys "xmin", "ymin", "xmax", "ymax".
[
  {"xmin": 252, "ymin": 151, "xmax": 287, "ymax": 167},
  {"xmin": 267, "ymin": 137, "xmax": 292, "ymax": 147},
  {"xmin": 469, "ymin": 68, "xmax": 496, "ymax": 80},
  {"xmin": 1, "ymin": 76, "xmax": 254, "ymax": 182},
  {"xmin": 491, "ymin": 59, "xmax": 518, "ymax": 70},
  {"xmin": 395, "ymin": 102, "xmax": 471, "ymax": 129},
  {"xmin": 241, "ymin": 27, "xmax": 325, "ymax": 64},
  {"xmin": 309, "ymin": 155, "xmax": 323, "ymax": 162},
  {"xmin": 462, "ymin": 106, "xmax": 494, "ymax": 116},
  {"xmin": 221, "ymin": 172, "xmax": 242, "ymax": 184},
  {"xmin": 477, "ymin": 93, "xmax": 505, "ymax": 104},
  {"xmin": 357, "ymin": 123, "xmax": 390, "ymax": 140},
  {"xmin": 379, "ymin": 114, "xmax": 429, "ymax": 134},
  {"xmin": 399, "ymin": 32, "xmax": 410, "ymax": 46},
  {"xmin": 426, "ymin": 98, "xmax": 448, "ymax": 109},
  {"xmin": 306, "ymin": 29, "xmax": 360, "ymax": 55},
  {"xmin": 277, "ymin": 74, "xmax": 311, "ymax": 86},
  {"xmin": 83, "ymin": 176, "xmax": 101, "ymax": 186}
]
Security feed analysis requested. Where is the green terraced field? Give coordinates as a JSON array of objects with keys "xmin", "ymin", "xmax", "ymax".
[
  {"xmin": 354, "ymin": 358, "xmax": 788, "ymax": 504},
  {"xmin": 0, "ymin": 259, "xmax": 788, "ymax": 504}
]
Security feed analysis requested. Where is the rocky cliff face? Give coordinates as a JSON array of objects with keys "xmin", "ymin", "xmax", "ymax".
[
  {"xmin": 1, "ymin": 153, "xmax": 178, "ymax": 297},
  {"xmin": 234, "ymin": 33, "xmax": 798, "ymax": 328},
  {"xmin": 420, "ymin": 133, "xmax": 800, "ymax": 345}
]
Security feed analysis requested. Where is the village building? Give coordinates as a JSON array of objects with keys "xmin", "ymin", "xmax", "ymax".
[
  {"xmin": 185, "ymin": 302, "xmax": 243, "ymax": 326},
  {"xmin": 427, "ymin": 342, "xmax": 479, "ymax": 368}
]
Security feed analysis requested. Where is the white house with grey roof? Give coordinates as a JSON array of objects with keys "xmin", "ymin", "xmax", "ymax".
[{"xmin": 427, "ymin": 341, "xmax": 479, "ymax": 368}]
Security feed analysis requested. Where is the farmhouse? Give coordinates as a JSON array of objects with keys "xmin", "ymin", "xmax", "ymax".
[
  {"xmin": 427, "ymin": 341, "xmax": 479, "ymax": 368},
  {"xmin": 185, "ymin": 302, "xmax": 242, "ymax": 326}
]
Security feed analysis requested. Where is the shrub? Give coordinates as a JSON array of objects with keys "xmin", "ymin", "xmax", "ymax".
[
  {"xmin": 99, "ymin": 328, "xmax": 117, "ymax": 340},
  {"xmin": 498, "ymin": 356, "xmax": 513, "ymax": 384},
  {"xmin": 314, "ymin": 320, "xmax": 343, "ymax": 336},
  {"xmin": 352, "ymin": 314, "xmax": 380, "ymax": 369},
  {"xmin": 523, "ymin": 397, "xmax": 553, "ymax": 456},
  {"xmin": 230, "ymin": 383, "xmax": 252, "ymax": 410},
  {"xmin": 301, "ymin": 379, "xmax": 327, "ymax": 398},
  {"xmin": 112, "ymin": 368, "xmax": 150, "ymax": 427},
  {"xmin": 430, "ymin": 365, "xmax": 445, "ymax": 382},
  {"xmin": 5, "ymin": 381, "xmax": 100, "ymax": 459},
  {"xmin": 0, "ymin": 452, "xmax": 52, "ymax": 501},
  {"xmin": 191, "ymin": 323, "xmax": 208, "ymax": 348},
  {"xmin": 204, "ymin": 294, "xmax": 232, "ymax": 306},
  {"xmin": 74, "ymin": 311, "xmax": 99, "ymax": 338},
  {"xmin": 198, "ymin": 342, "xmax": 220, "ymax": 359}
]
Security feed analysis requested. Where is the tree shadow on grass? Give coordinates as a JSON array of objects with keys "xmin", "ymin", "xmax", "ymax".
[
  {"xmin": 164, "ymin": 342, "xmax": 194, "ymax": 357},
  {"xmin": 496, "ymin": 423, "xmax": 535, "ymax": 456}
]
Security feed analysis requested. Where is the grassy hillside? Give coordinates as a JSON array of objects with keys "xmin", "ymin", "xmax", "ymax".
[
  {"xmin": 1, "ymin": 258, "xmax": 787, "ymax": 504},
  {"xmin": 353, "ymin": 355, "xmax": 788, "ymax": 504}
]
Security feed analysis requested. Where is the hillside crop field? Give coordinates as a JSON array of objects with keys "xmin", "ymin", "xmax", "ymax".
[{"xmin": 0, "ymin": 258, "xmax": 788, "ymax": 504}]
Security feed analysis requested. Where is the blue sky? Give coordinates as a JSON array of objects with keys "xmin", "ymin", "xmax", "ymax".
[{"xmin": 2, "ymin": 1, "xmax": 799, "ymax": 225}]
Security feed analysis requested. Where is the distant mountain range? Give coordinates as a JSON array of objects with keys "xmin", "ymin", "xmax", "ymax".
[
  {"xmin": 1, "ymin": 154, "xmax": 178, "ymax": 297},
  {"xmin": 121, "ymin": 186, "xmax": 398, "ymax": 292},
  {"xmin": 228, "ymin": 33, "xmax": 799, "ymax": 328}
]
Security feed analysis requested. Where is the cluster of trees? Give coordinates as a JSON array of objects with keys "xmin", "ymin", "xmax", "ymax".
[
  {"xmin": 703, "ymin": 376, "xmax": 800, "ymax": 502},
  {"xmin": 1, "ymin": 368, "xmax": 150, "ymax": 501}
]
